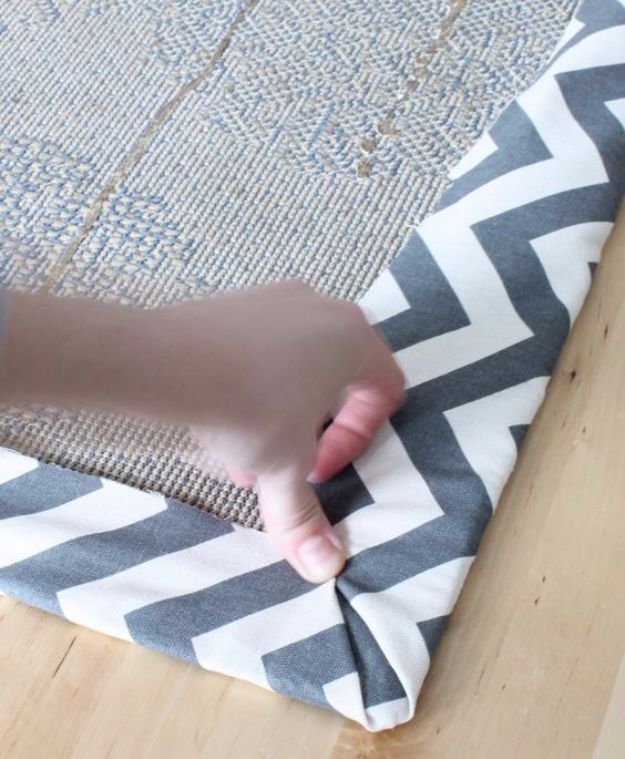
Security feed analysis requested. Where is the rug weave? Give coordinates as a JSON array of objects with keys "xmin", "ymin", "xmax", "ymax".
[{"xmin": 0, "ymin": 0, "xmax": 577, "ymax": 527}]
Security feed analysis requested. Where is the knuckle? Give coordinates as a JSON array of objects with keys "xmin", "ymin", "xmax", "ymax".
[{"xmin": 276, "ymin": 492, "xmax": 321, "ymax": 534}]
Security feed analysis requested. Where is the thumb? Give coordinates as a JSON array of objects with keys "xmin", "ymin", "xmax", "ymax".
[{"xmin": 257, "ymin": 471, "xmax": 345, "ymax": 583}]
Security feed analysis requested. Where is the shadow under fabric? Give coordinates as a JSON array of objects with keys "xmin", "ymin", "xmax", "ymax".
[{"xmin": 0, "ymin": 0, "xmax": 624, "ymax": 731}]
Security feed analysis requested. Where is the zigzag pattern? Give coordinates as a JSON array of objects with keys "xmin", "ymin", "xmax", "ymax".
[{"xmin": 0, "ymin": 0, "xmax": 624, "ymax": 732}]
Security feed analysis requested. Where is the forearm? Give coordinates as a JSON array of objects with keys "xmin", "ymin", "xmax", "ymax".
[
  {"xmin": 0, "ymin": 291, "xmax": 145, "ymax": 410},
  {"xmin": 0, "ymin": 291, "xmax": 223, "ymax": 424}
]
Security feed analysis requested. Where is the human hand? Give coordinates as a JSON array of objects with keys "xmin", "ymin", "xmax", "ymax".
[
  {"xmin": 187, "ymin": 280, "xmax": 405, "ymax": 583},
  {"xmin": 0, "ymin": 281, "xmax": 405, "ymax": 583}
]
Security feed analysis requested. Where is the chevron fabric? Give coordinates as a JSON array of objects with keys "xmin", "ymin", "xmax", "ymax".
[{"xmin": 0, "ymin": 0, "xmax": 624, "ymax": 732}]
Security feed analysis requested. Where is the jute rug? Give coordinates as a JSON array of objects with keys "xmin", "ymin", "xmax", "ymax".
[{"xmin": 0, "ymin": 0, "xmax": 577, "ymax": 527}]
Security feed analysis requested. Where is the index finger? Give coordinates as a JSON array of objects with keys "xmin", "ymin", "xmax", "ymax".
[{"xmin": 308, "ymin": 333, "xmax": 405, "ymax": 483}]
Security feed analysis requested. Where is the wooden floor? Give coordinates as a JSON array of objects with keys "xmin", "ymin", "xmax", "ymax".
[{"xmin": 1, "ymin": 209, "xmax": 624, "ymax": 758}]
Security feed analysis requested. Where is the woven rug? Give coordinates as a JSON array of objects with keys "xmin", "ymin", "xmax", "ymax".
[{"xmin": 0, "ymin": 0, "xmax": 577, "ymax": 527}]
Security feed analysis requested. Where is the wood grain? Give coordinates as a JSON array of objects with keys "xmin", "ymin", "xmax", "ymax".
[{"xmin": 1, "ymin": 208, "xmax": 624, "ymax": 758}]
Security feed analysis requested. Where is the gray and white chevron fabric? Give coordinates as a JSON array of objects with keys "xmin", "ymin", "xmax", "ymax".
[{"xmin": 0, "ymin": 0, "xmax": 624, "ymax": 732}]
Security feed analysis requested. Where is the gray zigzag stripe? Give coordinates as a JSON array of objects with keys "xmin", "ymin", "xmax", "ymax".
[
  {"xmin": 474, "ymin": 190, "xmax": 620, "ymax": 341},
  {"xmin": 340, "ymin": 415, "xmax": 490, "ymax": 597},
  {"xmin": 0, "ymin": 497, "xmax": 233, "ymax": 614},
  {"xmin": 125, "ymin": 560, "xmax": 311, "ymax": 661},
  {"xmin": 264, "ymin": 599, "xmax": 406, "ymax": 709},
  {"xmin": 509, "ymin": 424, "xmax": 530, "ymax": 453},
  {"xmin": 556, "ymin": 63, "xmax": 625, "ymax": 192},
  {"xmin": 376, "ymin": 233, "xmax": 470, "ymax": 352},
  {"xmin": 263, "ymin": 625, "xmax": 357, "ymax": 708},
  {"xmin": 437, "ymin": 101, "xmax": 552, "ymax": 210},
  {"xmin": 0, "ymin": 462, "xmax": 102, "ymax": 518},
  {"xmin": 318, "ymin": 461, "xmax": 373, "ymax": 525},
  {"xmin": 417, "ymin": 615, "xmax": 448, "ymax": 658},
  {"xmin": 552, "ymin": 0, "xmax": 625, "ymax": 63}
]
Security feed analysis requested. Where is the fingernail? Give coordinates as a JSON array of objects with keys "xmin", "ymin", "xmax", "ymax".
[{"xmin": 297, "ymin": 534, "xmax": 345, "ymax": 583}]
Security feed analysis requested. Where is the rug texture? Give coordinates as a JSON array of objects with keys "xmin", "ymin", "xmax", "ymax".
[
  {"xmin": 0, "ymin": 0, "xmax": 578, "ymax": 527},
  {"xmin": 0, "ymin": 0, "xmax": 624, "ymax": 732}
]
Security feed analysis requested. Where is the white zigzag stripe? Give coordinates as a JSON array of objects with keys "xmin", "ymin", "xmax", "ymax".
[
  {"xmin": 551, "ymin": 16, "xmax": 586, "ymax": 55},
  {"xmin": 349, "ymin": 557, "xmax": 474, "ymax": 723},
  {"xmin": 444, "ymin": 377, "xmax": 549, "ymax": 506},
  {"xmin": 56, "ymin": 525, "xmax": 279, "ymax": 640},
  {"xmin": 546, "ymin": 24, "xmax": 625, "ymax": 75},
  {"xmin": 532, "ymin": 222, "xmax": 612, "ymax": 321},
  {"xmin": 0, "ymin": 449, "xmax": 39, "ymax": 485},
  {"xmin": 359, "ymin": 268, "xmax": 410, "ymax": 323},
  {"xmin": 448, "ymin": 132, "xmax": 498, "ymax": 180},
  {"xmin": 192, "ymin": 581, "xmax": 343, "ymax": 688},
  {"xmin": 322, "ymin": 673, "xmax": 370, "ymax": 727},
  {"xmin": 395, "ymin": 26, "xmax": 624, "ymax": 389},
  {"xmin": 336, "ymin": 421, "xmax": 442, "ymax": 555},
  {"xmin": 606, "ymin": 97, "xmax": 625, "ymax": 128},
  {"xmin": 0, "ymin": 480, "xmax": 167, "ymax": 569},
  {"xmin": 324, "ymin": 675, "xmax": 411, "ymax": 732}
]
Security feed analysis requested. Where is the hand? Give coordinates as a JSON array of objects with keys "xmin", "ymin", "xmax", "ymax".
[
  {"xmin": 0, "ymin": 281, "xmax": 405, "ymax": 583},
  {"xmin": 187, "ymin": 280, "xmax": 405, "ymax": 583}
]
